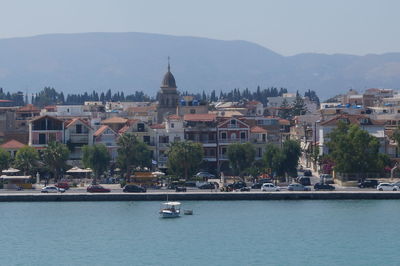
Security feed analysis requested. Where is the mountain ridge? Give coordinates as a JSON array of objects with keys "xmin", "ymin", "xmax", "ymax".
[{"xmin": 0, "ymin": 32, "xmax": 399, "ymax": 99}]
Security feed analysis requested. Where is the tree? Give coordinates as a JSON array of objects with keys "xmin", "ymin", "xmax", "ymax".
[
  {"xmin": 82, "ymin": 144, "xmax": 111, "ymax": 183},
  {"xmin": 42, "ymin": 142, "xmax": 70, "ymax": 182},
  {"xmin": 0, "ymin": 148, "xmax": 11, "ymax": 171},
  {"xmin": 327, "ymin": 121, "xmax": 388, "ymax": 177},
  {"xmin": 117, "ymin": 134, "xmax": 152, "ymax": 181},
  {"xmin": 278, "ymin": 99, "xmax": 292, "ymax": 119},
  {"xmin": 263, "ymin": 141, "xmax": 302, "ymax": 181},
  {"xmin": 14, "ymin": 146, "xmax": 39, "ymax": 175},
  {"xmin": 392, "ymin": 126, "xmax": 400, "ymax": 156},
  {"xmin": 263, "ymin": 143, "xmax": 285, "ymax": 178},
  {"xmin": 167, "ymin": 141, "xmax": 203, "ymax": 180},
  {"xmin": 291, "ymin": 91, "xmax": 307, "ymax": 116},
  {"xmin": 227, "ymin": 143, "xmax": 255, "ymax": 178},
  {"xmin": 282, "ymin": 140, "xmax": 302, "ymax": 177}
]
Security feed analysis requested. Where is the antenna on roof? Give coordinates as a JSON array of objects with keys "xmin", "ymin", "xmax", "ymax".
[{"xmin": 167, "ymin": 56, "xmax": 170, "ymax": 72}]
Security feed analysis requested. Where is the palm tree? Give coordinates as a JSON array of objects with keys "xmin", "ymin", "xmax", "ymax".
[
  {"xmin": 116, "ymin": 133, "xmax": 151, "ymax": 182},
  {"xmin": 14, "ymin": 146, "xmax": 39, "ymax": 175},
  {"xmin": 82, "ymin": 144, "xmax": 111, "ymax": 184},
  {"xmin": 42, "ymin": 141, "xmax": 70, "ymax": 182}
]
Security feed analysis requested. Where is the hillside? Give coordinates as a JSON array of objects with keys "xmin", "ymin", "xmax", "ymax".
[{"xmin": 0, "ymin": 32, "xmax": 399, "ymax": 98}]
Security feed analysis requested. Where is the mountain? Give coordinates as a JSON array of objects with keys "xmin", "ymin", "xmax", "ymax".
[{"xmin": 0, "ymin": 32, "xmax": 399, "ymax": 99}]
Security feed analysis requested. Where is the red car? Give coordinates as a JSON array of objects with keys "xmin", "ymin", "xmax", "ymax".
[
  {"xmin": 86, "ymin": 185, "xmax": 111, "ymax": 193},
  {"xmin": 55, "ymin": 182, "xmax": 70, "ymax": 190}
]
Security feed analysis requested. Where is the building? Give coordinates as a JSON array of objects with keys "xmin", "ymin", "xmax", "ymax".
[
  {"xmin": 184, "ymin": 114, "xmax": 218, "ymax": 173},
  {"xmin": 29, "ymin": 115, "xmax": 64, "ymax": 148},
  {"xmin": 217, "ymin": 118, "xmax": 250, "ymax": 174},
  {"xmin": 64, "ymin": 118, "xmax": 94, "ymax": 160},
  {"xmin": 93, "ymin": 125, "xmax": 119, "ymax": 161},
  {"xmin": 156, "ymin": 63, "xmax": 179, "ymax": 123}
]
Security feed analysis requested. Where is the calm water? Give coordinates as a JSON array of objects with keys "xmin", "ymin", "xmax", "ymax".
[{"xmin": 0, "ymin": 200, "xmax": 399, "ymax": 266}]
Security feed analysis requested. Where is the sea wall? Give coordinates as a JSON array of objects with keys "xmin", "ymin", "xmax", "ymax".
[{"xmin": 1, "ymin": 192, "xmax": 400, "ymax": 202}]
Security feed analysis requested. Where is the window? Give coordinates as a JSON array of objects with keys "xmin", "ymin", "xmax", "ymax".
[
  {"xmin": 143, "ymin": 136, "xmax": 150, "ymax": 144},
  {"xmin": 240, "ymin": 132, "xmax": 246, "ymax": 139},
  {"xmin": 221, "ymin": 132, "xmax": 227, "ymax": 139},
  {"xmin": 76, "ymin": 124, "xmax": 82, "ymax": 134},
  {"xmin": 174, "ymin": 136, "xmax": 181, "ymax": 142},
  {"xmin": 137, "ymin": 123, "xmax": 145, "ymax": 132},
  {"xmin": 262, "ymin": 134, "xmax": 266, "ymax": 141},
  {"xmin": 231, "ymin": 133, "xmax": 236, "ymax": 140},
  {"xmin": 190, "ymin": 109, "xmax": 196, "ymax": 114},
  {"xmin": 171, "ymin": 123, "xmax": 174, "ymax": 128},
  {"xmin": 39, "ymin": 134, "xmax": 46, "ymax": 144}
]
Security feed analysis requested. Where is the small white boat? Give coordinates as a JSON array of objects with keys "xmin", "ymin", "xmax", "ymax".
[
  {"xmin": 160, "ymin": 201, "xmax": 181, "ymax": 218},
  {"xmin": 184, "ymin": 210, "xmax": 193, "ymax": 215}
]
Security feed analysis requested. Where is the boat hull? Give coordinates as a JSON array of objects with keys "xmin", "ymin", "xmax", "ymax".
[{"xmin": 160, "ymin": 210, "xmax": 180, "ymax": 218}]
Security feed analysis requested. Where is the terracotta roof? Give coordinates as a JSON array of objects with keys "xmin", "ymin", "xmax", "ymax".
[
  {"xmin": 65, "ymin": 118, "xmax": 92, "ymax": 129},
  {"xmin": 167, "ymin": 115, "xmax": 181, "ymax": 120},
  {"xmin": 94, "ymin": 125, "xmax": 117, "ymax": 137},
  {"xmin": 150, "ymin": 123, "xmax": 165, "ymax": 129},
  {"xmin": 183, "ymin": 113, "xmax": 216, "ymax": 122},
  {"xmin": 0, "ymin": 139, "xmax": 26, "ymax": 149},
  {"xmin": 118, "ymin": 125, "xmax": 130, "ymax": 134},
  {"xmin": 320, "ymin": 114, "xmax": 385, "ymax": 126},
  {"xmin": 30, "ymin": 115, "xmax": 63, "ymax": 122},
  {"xmin": 17, "ymin": 104, "xmax": 40, "ymax": 112},
  {"xmin": 247, "ymin": 101, "xmax": 261, "ymax": 105},
  {"xmin": 127, "ymin": 106, "xmax": 157, "ymax": 113},
  {"xmin": 0, "ymin": 99, "xmax": 12, "ymax": 103},
  {"xmin": 279, "ymin": 119, "xmax": 290, "ymax": 126},
  {"xmin": 250, "ymin": 126, "xmax": 268, "ymax": 133},
  {"xmin": 101, "ymin": 117, "xmax": 128, "ymax": 124}
]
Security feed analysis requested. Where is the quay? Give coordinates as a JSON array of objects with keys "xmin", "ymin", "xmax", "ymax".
[{"xmin": 1, "ymin": 191, "xmax": 400, "ymax": 202}]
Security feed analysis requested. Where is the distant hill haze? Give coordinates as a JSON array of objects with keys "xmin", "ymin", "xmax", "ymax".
[{"xmin": 0, "ymin": 32, "xmax": 399, "ymax": 99}]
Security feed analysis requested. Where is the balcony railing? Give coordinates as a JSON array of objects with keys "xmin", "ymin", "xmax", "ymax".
[
  {"xmin": 69, "ymin": 134, "xmax": 89, "ymax": 144},
  {"xmin": 218, "ymin": 138, "xmax": 248, "ymax": 144}
]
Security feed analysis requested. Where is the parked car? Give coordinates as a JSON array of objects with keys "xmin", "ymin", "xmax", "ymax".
[
  {"xmin": 175, "ymin": 186, "xmax": 187, "ymax": 192},
  {"xmin": 55, "ymin": 182, "xmax": 70, "ymax": 190},
  {"xmin": 251, "ymin": 183, "xmax": 263, "ymax": 189},
  {"xmin": 227, "ymin": 181, "xmax": 247, "ymax": 190},
  {"xmin": 167, "ymin": 181, "xmax": 185, "ymax": 189},
  {"xmin": 123, "ymin": 185, "xmax": 146, "ymax": 193},
  {"xmin": 198, "ymin": 182, "xmax": 215, "ymax": 189},
  {"xmin": 377, "ymin": 183, "xmax": 399, "ymax": 191},
  {"xmin": 296, "ymin": 176, "xmax": 311, "ymax": 186},
  {"xmin": 303, "ymin": 170, "xmax": 312, "ymax": 176},
  {"xmin": 261, "ymin": 183, "xmax": 280, "ymax": 192},
  {"xmin": 314, "ymin": 183, "xmax": 335, "ymax": 191},
  {"xmin": 87, "ymin": 185, "xmax": 111, "ymax": 193},
  {"xmin": 288, "ymin": 183, "xmax": 311, "ymax": 191},
  {"xmin": 320, "ymin": 174, "xmax": 334, "ymax": 184},
  {"xmin": 196, "ymin": 172, "xmax": 215, "ymax": 179},
  {"xmin": 41, "ymin": 186, "xmax": 65, "ymax": 193},
  {"xmin": 184, "ymin": 181, "xmax": 197, "ymax": 187},
  {"xmin": 358, "ymin": 179, "xmax": 378, "ymax": 188},
  {"xmin": 240, "ymin": 187, "xmax": 251, "ymax": 192}
]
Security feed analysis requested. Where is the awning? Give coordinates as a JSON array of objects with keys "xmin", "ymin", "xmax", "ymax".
[
  {"xmin": 2, "ymin": 168, "xmax": 20, "ymax": 174},
  {"xmin": 66, "ymin": 167, "xmax": 92, "ymax": 173},
  {"xmin": 0, "ymin": 175, "xmax": 30, "ymax": 180}
]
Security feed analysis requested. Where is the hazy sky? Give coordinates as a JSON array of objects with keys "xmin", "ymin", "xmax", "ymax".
[{"xmin": 1, "ymin": 0, "xmax": 399, "ymax": 56}]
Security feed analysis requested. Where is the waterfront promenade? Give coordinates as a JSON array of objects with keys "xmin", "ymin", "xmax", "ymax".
[{"xmin": 2, "ymin": 190, "xmax": 400, "ymax": 201}]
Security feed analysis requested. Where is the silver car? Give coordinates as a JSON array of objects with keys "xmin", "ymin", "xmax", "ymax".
[
  {"xmin": 288, "ymin": 183, "xmax": 311, "ymax": 191},
  {"xmin": 41, "ymin": 186, "xmax": 65, "ymax": 193}
]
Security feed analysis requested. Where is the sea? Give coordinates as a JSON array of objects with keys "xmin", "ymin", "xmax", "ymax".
[{"xmin": 0, "ymin": 200, "xmax": 399, "ymax": 266}]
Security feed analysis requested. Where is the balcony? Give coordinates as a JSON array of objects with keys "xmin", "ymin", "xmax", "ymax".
[
  {"xmin": 218, "ymin": 138, "xmax": 248, "ymax": 144},
  {"xmin": 69, "ymin": 134, "xmax": 89, "ymax": 144}
]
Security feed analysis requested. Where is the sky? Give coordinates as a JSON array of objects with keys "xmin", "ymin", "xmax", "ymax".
[{"xmin": 0, "ymin": 0, "xmax": 399, "ymax": 56}]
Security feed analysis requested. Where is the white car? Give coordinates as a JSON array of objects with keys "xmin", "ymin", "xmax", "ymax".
[
  {"xmin": 261, "ymin": 183, "xmax": 280, "ymax": 192},
  {"xmin": 41, "ymin": 186, "xmax": 65, "ymax": 193},
  {"xmin": 377, "ymin": 183, "xmax": 399, "ymax": 191}
]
